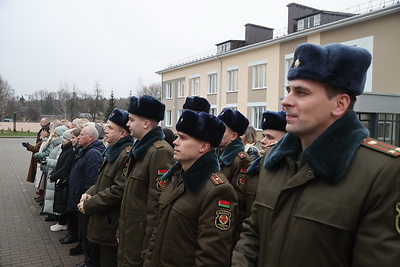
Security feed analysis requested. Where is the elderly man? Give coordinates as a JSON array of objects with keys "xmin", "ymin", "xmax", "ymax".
[
  {"xmin": 232, "ymin": 43, "xmax": 400, "ymax": 266},
  {"xmin": 77, "ymin": 109, "xmax": 134, "ymax": 267},
  {"xmin": 145, "ymin": 110, "xmax": 237, "ymax": 266},
  {"xmin": 117, "ymin": 95, "xmax": 174, "ymax": 267}
]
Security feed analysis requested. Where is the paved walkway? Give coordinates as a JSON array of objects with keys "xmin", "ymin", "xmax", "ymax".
[{"xmin": 0, "ymin": 138, "xmax": 84, "ymax": 267}]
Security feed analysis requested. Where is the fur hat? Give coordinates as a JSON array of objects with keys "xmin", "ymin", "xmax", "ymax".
[
  {"xmin": 176, "ymin": 110, "xmax": 225, "ymax": 148},
  {"xmin": 261, "ymin": 111, "xmax": 287, "ymax": 132},
  {"xmin": 108, "ymin": 108, "xmax": 130, "ymax": 132},
  {"xmin": 218, "ymin": 108, "xmax": 249, "ymax": 136},
  {"xmin": 288, "ymin": 43, "xmax": 372, "ymax": 96},
  {"xmin": 54, "ymin": 125, "xmax": 68, "ymax": 137},
  {"xmin": 183, "ymin": 96, "xmax": 211, "ymax": 113},
  {"xmin": 128, "ymin": 95, "xmax": 165, "ymax": 121},
  {"xmin": 63, "ymin": 129, "xmax": 73, "ymax": 141}
]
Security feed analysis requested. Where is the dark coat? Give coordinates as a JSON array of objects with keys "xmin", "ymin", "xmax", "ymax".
[
  {"xmin": 50, "ymin": 142, "xmax": 74, "ymax": 213},
  {"xmin": 67, "ymin": 140, "xmax": 105, "ymax": 211},
  {"xmin": 25, "ymin": 141, "xmax": 42, "ymax": 182},
  {"xmin": 146, "ymin": 150, "xmax": 238, "ymax": 267},
  {"xmin": 117, "ymin": 126, "xmax": 174, "ymax": 267},
  {"xmin": 232, "ymin": 112, "xmax": 400, "ymax": 267},
  {"xmin": 84, "ymin": 135, "xmax": 134, "ymax": 247}
]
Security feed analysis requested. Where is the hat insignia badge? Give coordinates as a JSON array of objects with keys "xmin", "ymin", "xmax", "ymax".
[{"xmin": 294, "ymin": 58, "xmax": 300, "ymax": 68}]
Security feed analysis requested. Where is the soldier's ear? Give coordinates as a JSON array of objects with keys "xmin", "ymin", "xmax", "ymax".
[{"xmin": 199, "ymin": 141, "xmax": 211, "ymax": 153}]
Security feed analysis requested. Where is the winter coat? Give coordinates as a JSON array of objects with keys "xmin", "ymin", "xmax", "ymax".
[
  {"xmin": 50, "ymin": 141, "xmax": 74, "ymax": 213},
  {"xmin": 33, "ymin": 137, "xmax": 53, "ymax": 173},
  {"xmin": 219, "ymin": 138, "xmax": 252, "ymax": 242},
  {"xmin": 232, "ymin": 112, "xmax": 400, "ymax": 267},
  {"xmin": 25, "ymin": 140, "xmax": 42, "ymax": 182},
  {"xmin": 84, "ymin": 135, "xmax": 134, "ymax": 247},
  {"xmin": 42, "ymin": 136, "xmax": 63, "ymax": 215},
  {"xmin": 117, "ymin": 126, "xmax": 174, "ymax": 267},
  {"xmin": 145, "ymin": 150, "xmax": 238, "ymax": 267},
  {"xmin": 67, "ymin": 140, "xmax": 105, "ymax": 212}
]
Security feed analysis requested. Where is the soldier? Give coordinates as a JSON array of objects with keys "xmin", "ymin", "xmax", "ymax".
[
  {"xmin": 217, "ymin": 108, "xmax": 252, "ymax": 242},
  {"xmin": 145, "ymin": 110, "xmax": 237, "ymax": 266},
  {"xmin": 241, "ymin": 110, "xmax": 287, "ymax": 220},
  {"xmin": 117, "ymin": 95, "xmax": 174, "ymax": 267},
  {"xmin": 232, "ymin": 43, "xmax": 400, "ymax": 266},
  {"xmin": 77, "ymin": 109, "xmax": 134, "ymax": 267}
]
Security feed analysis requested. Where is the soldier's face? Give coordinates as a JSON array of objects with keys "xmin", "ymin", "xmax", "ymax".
[
  {"xmin": 261, "ymin": 129, "xmax": 286, "ymax": 152},
  {"xmin": 104, "ymin": 121, "xmax": 124, "ymax": 146},
  {"xmin": 282, "ymin": 79, "xmax": 339, "ymax": 147},
  {"xmin": 127, "ymin": 114, "xmax": 146, "ymax": 139},
  {"xmin": 173, "ymin": 131, "xmax": 204, "ymax": 168}
]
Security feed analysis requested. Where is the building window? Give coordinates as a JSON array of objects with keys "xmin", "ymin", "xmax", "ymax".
[
  {"xmin": 165, "ymin": 110, "xmax": 172, "ymax": 126},
  {"xmin": 298, "ymin": 19, "xmax": 304, "ymax": 31},
  {"xmin": 208, "ymin": 73, "xmax": 217, "ymax": 94},
  {"xmin": 190, "ymin": 77, "xmax": 200, "ymax": 96},
  {"xmin": 252, "ymin": 106, "xmax": 266, "ymax": 130},
  {"xmin": 165, "ymin": 82, "xmax": 172, "ymax": 99},
  {"xmin": 227, "ymin": 69, "xmax": 238, "ymax": 92},
  {"xmin": 357, "ymin": 113, "xmax": 400, "ymax": 146},
  {"xmin": 252, "ymin": 64, "xmax": 267, "ymax": 90},
  {"xmin": 210, "ymin": 108, "xmax": 217, "ymax": 116},
  {"xmin": 314, "ymin": 14, "xmax": 321, "ymax": 26},
  {"xmin": 177, "ymin": 80, "xmax": 185, "ymax": 98},
  {"xmin": 177, "ymin": 109, "xmax": 183, "ymax": 121},
  {"xmin": 284, "ymin": 54, "xmax": 294, "ymax": 96}
]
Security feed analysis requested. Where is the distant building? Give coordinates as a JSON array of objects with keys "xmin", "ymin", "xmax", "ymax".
[{"xmin": 158, "ymin": 1, "xmax": 400, "ymax": 146}]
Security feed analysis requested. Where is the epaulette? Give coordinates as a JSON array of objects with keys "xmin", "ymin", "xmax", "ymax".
[
  {"xmin": 125, "ymin": 145, "xmax": 132, "ymax": 153},
  {"xmin": 237, "ymin": 151, "xmax": 247, "ymax": 159},
  {"xmin": 153, "ymin": 141, "xmax": 164, "ymax": 149},
  {"xmin": 361, "ymin": 137, "xmax": 400, "ymax": 157},
  {"xmin": 210, "ymin": 173, "xmax": 225, "ymax": 185}
]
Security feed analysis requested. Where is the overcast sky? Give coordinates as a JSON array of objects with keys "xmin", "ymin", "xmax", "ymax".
[{"xmin": 0, "ymin": 0, "xmax": 371, "ymax": 98}]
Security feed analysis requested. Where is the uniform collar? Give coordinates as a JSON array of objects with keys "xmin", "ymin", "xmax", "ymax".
[{"xmin": 219, "ymin": 138, "xmax": 245, "ymax": 166}]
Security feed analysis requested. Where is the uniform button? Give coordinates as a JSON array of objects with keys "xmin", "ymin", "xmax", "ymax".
[{"xmin": 307, "ymin": 170, "xmax": 312, "ymax": 176}]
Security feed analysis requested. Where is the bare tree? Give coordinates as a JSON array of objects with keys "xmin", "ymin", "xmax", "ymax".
[
  {"xmin": 135, "ymin": 83, "xmax": 162, "ymax": 100},
  {"xmin": 0, "ymin": 75, "xmax": 15, "ymax": 121}
]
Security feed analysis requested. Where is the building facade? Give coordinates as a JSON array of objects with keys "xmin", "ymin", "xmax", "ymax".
[{"xmin": 158, "ymin": 2, "xmax": 400, "ymax": 146}]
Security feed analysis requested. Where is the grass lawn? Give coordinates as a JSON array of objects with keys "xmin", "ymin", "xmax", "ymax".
[{"xmin": 0, "ymin": 130, "xmax": 37, "ymax": 137}]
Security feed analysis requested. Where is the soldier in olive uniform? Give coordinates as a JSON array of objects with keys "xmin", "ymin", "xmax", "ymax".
[
  {"xmin": 241, "ymin": 110, "xmax": 286, "ymax": 220},
  {"xmin": 232, "ymin": 43, "xmax": 400, "ymax": 266},
  {"xmin": 77, "ymin": 109, "xmax": 134, "ymax": 267},
  {"xmin": 217, "ymin": 108, "xmax": 252, "ymax": 242},
  {"xmin": 117, "ymin": 95, "xmax": 174, "ymax": 267},
  {"xmin": 145, "ymin": 110, "xmax": 237, "ymax": 266}
]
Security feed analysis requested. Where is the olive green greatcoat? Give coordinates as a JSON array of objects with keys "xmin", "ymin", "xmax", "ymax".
[
  {"xmin": 84, "ymin": 135, "xmax": 134, "ymax": 247},
  {"xmin": 117, "ymin": 127, "xmax": 174, "ymax": 267},
  {"xmin": 232, "ymin": 112, "xmax": 400, "ymax": 267},
  {"xmin": 146, "ymin": 150, "xmax": 238, "ymax": 266}
]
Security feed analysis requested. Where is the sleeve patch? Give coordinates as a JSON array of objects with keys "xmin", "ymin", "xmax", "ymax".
[
  {"xmin": 215, "ymin": 210, "xmax": 232, "ymax": 231},
  {"xmin": 237, "ymin": 152, "xmax": 247, "ymax": 159},
  {"xmin": 362, "ymin": 137, "xmax": 400, "ymax": 157}
]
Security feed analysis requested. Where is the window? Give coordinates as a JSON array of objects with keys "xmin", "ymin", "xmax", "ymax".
[
  {"xmin": 227, "ymin": 69, "xmax": 238, "ymax": 92},
  {"xmin": 298, "ymin": 19, "xmax": 304, "ymax": 31},
  {"xmin": 177, "ymin": 80, "xmax": 185, "ymax": 98},
  {"xmin": 190, "ymin": 77, "xmax": 200, "ymax": 96},
  {"xmin": 284, "ymin": 54, "xmax": 294, "ymax": 97},
  {"xmin": 210, "ymin": 108, "xmax": 217, "ymax": 116},
  {"xmin": 177, "ymin": 109, "xmax": 183, "ymax": 121},
  {"xmin": 252, "ymin": 106, "xmax": 266, "ymax": 130},
  {"xmin": 208, "ymin": 73, "xmax": 217, "ymax": 94},
  {"xmin": 165, "ymin": 110, "xmax": 172, "ymax": 126},
  {"xmin": 252, "ymin": 64, "xmax": 267, "ymax": 89},
  {"xmin": 314, "ymin": 14, "xmax": 321, "ymax": 26},
  {"xmin": 165, "ymin": 82, "xmax": 172, "ymax": 99}
]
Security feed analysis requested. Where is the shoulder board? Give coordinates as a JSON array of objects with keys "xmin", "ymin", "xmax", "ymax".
[
  {"xmin": 237, "ymin": 151, "xmax": 247, "ymax": 159},
  {"xmin": 153, "ymin": 141, "xmax": 164, "ymax": 149},
  {"xmin": 361, "ymin": 137, "xmax": 400, "ymax": 157},
  {"xmin": 125, "ymin": 145, "xmax": 132, "ymax": 153},
  {"xmin": 210, "ymin": 173, "xmax": 225, "ymax": 186}
]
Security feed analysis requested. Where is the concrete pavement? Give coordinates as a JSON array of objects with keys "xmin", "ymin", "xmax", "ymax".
[{"xmin": 0, "ymin": 138, "xmax": 84, "ymax": 267}]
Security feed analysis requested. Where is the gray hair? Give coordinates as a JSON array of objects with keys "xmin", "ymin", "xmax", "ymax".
[{"xmin": 85, "ymin": 125, "xmax": 99, "ymax": 140}]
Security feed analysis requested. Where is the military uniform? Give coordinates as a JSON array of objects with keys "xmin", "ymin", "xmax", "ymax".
[
  {"xmin": 146, "ymin": 150, "xmax": 238, "ymax": 266},
  {"xmin": 83, "ymin": 135, "xmax": 133, "ymax": 267},
  {"xmin": 232, "ymin": 112, "xmax": 400, "ymax": 266},
  {"xmin": 117, "ymin": 127, "xmax": 174, "ymax": 267},
  {"xmin": 219, "ymin": 138, "xmax": 252, "ymax": 242}
]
